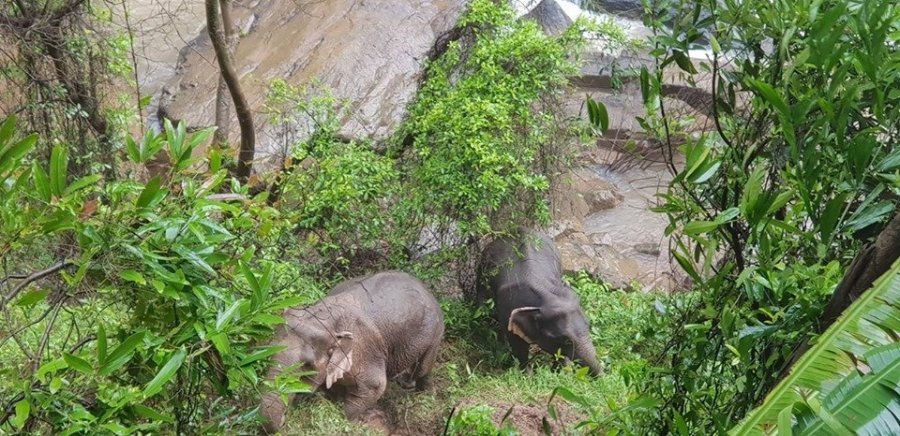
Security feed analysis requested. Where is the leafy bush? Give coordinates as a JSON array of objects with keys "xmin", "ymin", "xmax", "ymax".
[
  {"xmin": 394, "ymin": 0, "xmax": 588, "ymax": 245},
  {"xmin": 631, "ymin": 0, "xmax": 900, "ymax": 432},
  {"xmin": 0, "ymin": 117, "xmax": 313, "ymax": 433}
]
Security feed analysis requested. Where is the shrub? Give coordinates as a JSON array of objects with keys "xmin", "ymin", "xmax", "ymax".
[
  {"xmin": 394, "ymin": 0, "xmax": 589, "ymax": 246},
  {"xmin": 0, "ymin": 117, "xmax": 313, "ymax": 433},
  {"xmin": 631, "ymin": 0, "xmax": 900, "ymax": 432}
]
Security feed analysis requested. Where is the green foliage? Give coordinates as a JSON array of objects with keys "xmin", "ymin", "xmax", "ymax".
[
  {"xmin": 0, "ymin": 116, "xmax": 313, "ymax": 433},
  {"xmin": 632, "ymin": 0, "xmax": 900, "ymax": 432},
  {"xmin": 263, "ymin": 79, "xmax": 345, "ymax": 158},
  {"xmin": 732, "ymin": 259, "xmax": 900, "ymax": 435},
  {"xmin": 447, "ymin": 404, "xmax": 516, "ymax": 436},
  {"xmin": 262, "ymin": 79, "xmax": 404, "ymax": 273},
  {"xmin": 282, "ymin": 141, "xmax": 399, "ymax": 255},
  {"xmin": 395, "ymin": 0, "xmax": 587, "ymax": 241}
]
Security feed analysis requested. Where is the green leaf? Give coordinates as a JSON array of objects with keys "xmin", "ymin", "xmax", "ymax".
[
  {"xmin": 98, "ymin": 323, "xmax": 107, "ymax": 363},
  {"xmin": 139, "ymin": 95, "xmax": 153, "ymax": 110},
  {"xmin": 209, "ymin": 332, "xmax": 231, "ymax": 356},
  {"xmin": 125, "ymin": 136, "xmax": 141, "ymax": 162},
  {"xmin": 673, "ymin": 250, "xmax": 702, "ymax": 283},
  {"xmin": 746, "ymin": 79, "xmax": 790, "ymax": 121},
  {"xmin": 100, "ymin": 331, "xmax": 145, "ymax": 375},
  {"xmin": 586, "ymin": 96, "xmax": 609, "ymax": 134},
  {"xmin": 32, "ymin": 162, "xmax": 51, "ymax": 203},
  {"xmin": 819, "ymin": 193, "xmax": 849, "ymax": 244},
  {"xmin": 716, "ymin": 207, "xmax": 741, "ymax": 224},
  {"xmin": 765, "ymin": 191, "xmax": 794, "ymax": 216},
  {"xmin": 640, "ymin": 67, "xmax": 650, "ymax": 103},
  {"xmin": 36, "ymin": 358, "xmax": 68, "ymax": 382},
  {"xmin": 216, "ymin": 300, "xmax": 243, "ymax": 331},
  {"xmin": 40, "ymin": 209, "xmax": 76, "ymax": 233},
  {"xmin": 552, "ymin": 386, "xmax": 591, "ymax": 408},
  {"xmin": 173, "ymin": 247, "xmax": 216, "ymax": 275},
  {"xmin": 0, "ymin": 134, "xmax": 37, "ymax": 172},
  {"xmin": 12, "ymin": 399, "xmax": 30, "ymax": 430},
  {"xmin": 49, "ymin": 145, "xmax": 68, "ymax": 197},
  {"xmin": 777, "ymin": 404, "xmax": 793, "ymax": 435},
  {"xmin": 709, "ymin": 35, "xmax": 721, "ymax": 54},
  {"xmin": 689, "ymin": 161, "xmax": 721, "ymax": 184},
  {"xmin": 119, "ymin": 270, "xmax": 146, "ymax": 286},
  {"xmin": 877, "ymin": 148, "xmax": 900, "ymax": 172},
  {"xmin": 132, "ymin": 404, "xmax": 173, "ymax": 423},
  {"xmin": 64, "ymin": 353, "xmax": 94, "ymax": 374},
  {"xmin": 683, "ymin": 220, "xmax": 719, "ymax": 235},
  {"xmin": 740, "ymin": 166, "xmax": 766, "ymax": 222},
  {"xmin": 15, "ymin": 289, "xmax": 49, "ymax": 307},
  {"xmin": 64, "ymin": 174, "xmax": 102, "ymax": 196},
  {"xmin": 136, "ymin": 176, "xmax": 162, "ymax": 208},
  {"xmin": 0, "ymin": 115, "xmax": 16, "ymax": 146},
  {"xmin": 672, "ymin": 50, "xmax": 698, "ymax": 74},
  {"xmin": 846, "ymin": 201, "xmax": 894, "ymax": 232},
  {"xmin": 239, "ymin": 345, "xmax": 286, "ymax": 367},
  {"xmin": 143, "ymin": 347, "xmax": 186, "ymax": 398}
]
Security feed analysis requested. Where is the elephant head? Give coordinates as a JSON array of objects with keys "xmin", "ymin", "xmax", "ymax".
[
  {"xmin": 507, "ymin": 289, "xmax": 603, "ymax": 376},
  {"xmin": 260, "ymin": 314, "xmax": 355, "ymax": 433}
]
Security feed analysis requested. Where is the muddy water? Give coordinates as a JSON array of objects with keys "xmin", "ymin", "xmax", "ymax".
[{"xmin": 584, "ymin": 161, "xmax": 675, "ymax": 286}]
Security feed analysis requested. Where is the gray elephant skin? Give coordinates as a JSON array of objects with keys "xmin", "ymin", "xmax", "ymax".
[
  {"xmin": 476, "ymin": 230, "xmax": 602, "ymax": 375},
  {"xmin": 259, "ymin": 271, "xmax": 444, "ymax": 433}
]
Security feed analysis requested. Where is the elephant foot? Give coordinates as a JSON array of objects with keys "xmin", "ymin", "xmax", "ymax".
[
  {"xmin": 397, "ymin": 377, "xmax": 416, "ymax": 390},
  {"xmin": 361, "ymin": 409, "xmax": 392, "ymax": 435},
  {"xmin": 414, "ymin": 375, "xmax": 431, "ymax": 391}
]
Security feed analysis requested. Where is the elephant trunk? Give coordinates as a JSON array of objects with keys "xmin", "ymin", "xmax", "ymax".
[
  {"xmin": 574, "ymin": 340, "xmax": 603, "ymax": 376},
  {"xmin": 260, "ymin": 391, "xmax": 288, "ymax": 434}
]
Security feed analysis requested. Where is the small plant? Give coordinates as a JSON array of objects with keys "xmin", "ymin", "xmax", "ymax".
[{"xmin": 447, "ymin": 404, "xmax": 517, "ymax": 436}]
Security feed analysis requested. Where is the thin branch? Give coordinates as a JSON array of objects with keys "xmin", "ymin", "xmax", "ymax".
[{"xmin": 0, "ymin": 261, "xmax": 71, "ymax": 309}]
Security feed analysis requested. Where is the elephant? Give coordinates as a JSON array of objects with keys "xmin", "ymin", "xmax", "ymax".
[
  {"xmin": 476, "ymin": 229, "xmax": 602, "ymax": 376},
  {"xmin": 259, "ymin": 271, "xmax": 444, "ymax": 433}
]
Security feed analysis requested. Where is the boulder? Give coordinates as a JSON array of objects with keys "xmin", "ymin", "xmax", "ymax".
[
  {"xmin": 159, "ymin": 0, "xmax": 467, "ymax": 168},
  {"xmin": 557, "ymin": 236, "xmax": 642, "ymax": 289},
  {"xmin": 522, "ymin": 0, "xmax": 574, "ymax": 35},
  {"xmin": 551, "ymin": 168, "xmax": 624, "ymax": 222}
]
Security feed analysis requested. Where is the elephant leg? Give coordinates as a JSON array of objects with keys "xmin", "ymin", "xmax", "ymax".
[
  {"xmin": 343, "ymin": 370, "xmax": 387, "ymax": 421},
  {"xmin": 507, "ymin": 334, "xmax": 531, "ymax": 371},
  {"xmin": 414, "ymin": 341, "xmax": 441, "ymax": 391},
  {"xmin": 260, "ymin": 334, "xmax": 304, "ymax": 434}
]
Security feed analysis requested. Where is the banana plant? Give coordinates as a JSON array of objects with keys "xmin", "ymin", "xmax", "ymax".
[{"xmin": 731, "ymin": 258, "xmax": 900, "ymax": 435}]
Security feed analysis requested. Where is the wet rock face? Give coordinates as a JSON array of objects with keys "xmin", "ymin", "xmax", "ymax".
[
  {"xmin": 590, "ymin": 0, "xmax": 643, "ymax": 18},
  {"xmin": 160, "ymin": 0, "xmax": 467, "ymax": 165},
  {"xmin": 552, "ymin": 168, "xmax": 624, "ymax": 220}
]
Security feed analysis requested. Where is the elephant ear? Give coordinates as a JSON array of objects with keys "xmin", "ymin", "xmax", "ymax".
[
  {"xmin": 508, "ymin": 307, "xmax": 541, "ymax": 344},
  {"xmin": 325, "ymin": 331, "xmax": 353, "ymax": 389}
]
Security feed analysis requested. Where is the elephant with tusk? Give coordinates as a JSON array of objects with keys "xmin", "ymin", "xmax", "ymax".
[
  {"xmin": 259, "ymin": 271, "xmax": 444, "ymax": 433},
  {"xmin": 476, "ymin": 229, "xmax": 603, "ymax": 376}
]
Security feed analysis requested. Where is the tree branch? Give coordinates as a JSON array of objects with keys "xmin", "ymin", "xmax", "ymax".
[{"xmin": 0, "ymin": 261, "xmax": 71, "ymax": 309}]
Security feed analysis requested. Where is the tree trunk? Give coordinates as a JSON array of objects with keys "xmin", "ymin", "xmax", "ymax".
[
  {"xmin": 212, "ymin": 0, "xmax": 238, "ymax": 149},
  {"xmin": 818, "ymin": 208, "xmax": 900, "ymax": 330},
  {"xmin": 206, "ymin": 0, "xmax": 255, "ymax": 183}
]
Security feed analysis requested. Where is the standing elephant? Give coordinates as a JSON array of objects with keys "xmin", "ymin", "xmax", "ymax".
[
  {"xmin": 476, "ymin": 229, "xmax": 602, "ymax": 375},
  {"xmin": 259, "ymin": 271, "xmax": 444, "ymax": 433}
]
